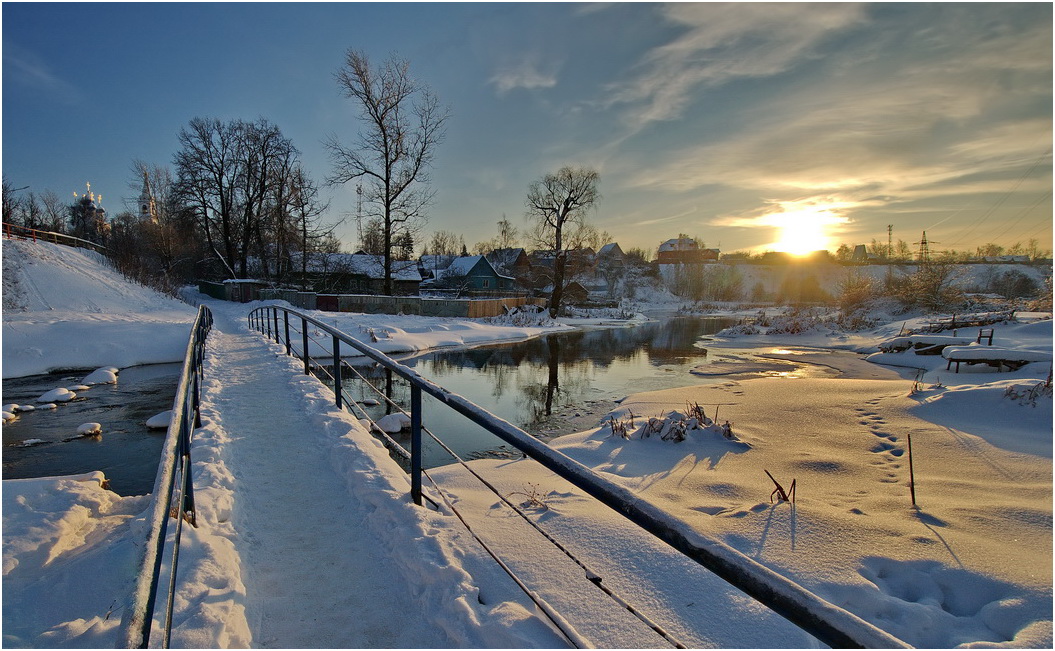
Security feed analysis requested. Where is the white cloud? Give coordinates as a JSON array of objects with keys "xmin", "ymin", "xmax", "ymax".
[
  {"xmin": 489, "ymin": 57, "xmax": 559, "ymax": 95},
  {"xmin": 624, "ymin": 11, "xmax": 1053, "ymax": 209}
]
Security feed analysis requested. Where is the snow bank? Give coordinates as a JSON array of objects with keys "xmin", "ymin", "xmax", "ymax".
[
  {"xmin": 542, "ymin": 374, "xmax": 1052, "ymax": 647},
  {"xmin": 2, "ymin": 473, "xmax": 151, "ymax": 647},
  {"xmin": 2, "ymin": 239, "xmax": 195, "ymax": 378}
]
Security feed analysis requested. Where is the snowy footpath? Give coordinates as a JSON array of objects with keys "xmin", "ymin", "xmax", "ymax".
[{"xmin": 173, "ymin": 302, "xmax": 573, "ymax": 648}]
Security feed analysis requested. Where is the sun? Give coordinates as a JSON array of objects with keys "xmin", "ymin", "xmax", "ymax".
[
  {"xmin": 775, "ymin": 215, "xmax": 827, "ymax": 256},
  {"xmin": 766, "ymin": 203, "xmax": 848, "ymax": 256}
]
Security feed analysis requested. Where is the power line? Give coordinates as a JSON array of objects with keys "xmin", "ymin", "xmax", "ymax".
[
  {"xmin": 981, "ymin": 189, "xmax": 1052, "ymax": 245},
  {"xmin": 945, "ymin": 149, "xmax": 1051, "ymax": 246}
]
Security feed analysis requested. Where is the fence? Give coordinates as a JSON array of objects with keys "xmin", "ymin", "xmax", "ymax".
[
  {"xmin": 119, "ymin": 305, "xmax": 213, "ymax": 649},
  {"xmin": 258, "ymin": 288, "xmax": 546, "ymax": 318},
  {"xmin": 248, "ymin": 304, "xmax": 909, "ymax": 649},
  {"xmin": 2, "ymin": 222, "xmax": 107, "ymax": 253}
]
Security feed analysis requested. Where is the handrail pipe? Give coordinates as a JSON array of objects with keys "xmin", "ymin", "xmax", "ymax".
[{"xmin": 118, "ymin": 306, "xmax": 213, "ymax": 648}]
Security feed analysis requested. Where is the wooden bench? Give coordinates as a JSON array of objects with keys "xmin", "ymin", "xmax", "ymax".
[
  {"xmin": 878, "ymin": 335, "xmax": 975, "ymax": 355},
  {"xmin": 942, "ymin": 346, "xmax": 1052, "ymax": 373}
]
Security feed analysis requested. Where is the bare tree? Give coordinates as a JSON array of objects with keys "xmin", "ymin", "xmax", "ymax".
[
  {"xmin": 426, "ymin": 230, "xmax": 462, "ymax": 256},
  {"xmin": 472, "ymin": 216, "xmax": 521, "ymax": 255},
  {"xmin": 525, "ymin": 166, "xmax": 601, "ymax": 317},
  {"xmin": 40, "ymin": 190, "xmax": 67, "ymax": 233},
  {"xmin": 174, "ymin": 117, "xmax": 299, "ymax": 279},
  {"xmin": 286, "ymin": 165, "xmax": 332, "ymax": 290},
  {"xmin": 325, "ymin": 49, "xmax": 449, "ymax": 295}
]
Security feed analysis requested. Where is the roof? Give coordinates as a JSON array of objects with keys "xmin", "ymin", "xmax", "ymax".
[
  {"xmin": 441, "ymin": 255, "xmax": 516, "ymax": 282},
  {"xmin": 597, "ymin": 243, "xmax": 623, "ymax": 257},
  {"xmin": 658, "ymin": 238, "xmax": 698, "ymax": 252},
  {"xmin": 419, "ymin": 254, "xmax": 457, "ymax": 272},
  {"xmin": 486, "ymin": 248, "xmax": 528, "ymax": 268},
  {"xmin": 444, "ymin": 255, "xmax": 487, "ymax": 277}
]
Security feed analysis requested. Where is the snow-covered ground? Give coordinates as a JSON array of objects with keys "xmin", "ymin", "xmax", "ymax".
[
  {"xmin": 3, "ymin": 238, "xmax": 1052, "ymax": 648},
  {"xmin": 2, "ymin": 239, "xmax": 197, "ymax": 378}
]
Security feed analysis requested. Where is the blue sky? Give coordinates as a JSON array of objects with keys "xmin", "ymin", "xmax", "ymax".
[{"xmin": 3, "ymin": 2, "xmax": 1052, "ymax": 256}]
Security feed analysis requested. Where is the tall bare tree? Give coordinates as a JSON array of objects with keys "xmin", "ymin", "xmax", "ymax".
[
  {"xmin": 286, "ymin": 165, "xmax": 332, "ymax": 289},
  {"xmin": 325, "ymin": 49, "xmax": 448, "ymax": 295},
  {"xmin": 525, "ymin": 166, "xmax": 601, "ymax": 317},
  {"xmin": 174, "ymin": 117, "xmax": 299, "ymax": 278},
  {"xmin": 40, "ymin": 190, "xmax": 67, "ymax": 233}
]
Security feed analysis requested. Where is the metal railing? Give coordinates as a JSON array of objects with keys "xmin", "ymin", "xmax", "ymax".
[
  {"xmin": 248, "ymin": 304, "xmax": 910, "ymax": 649},
  {"xmin": 2, "ymin": 221, "xmax": 108, "ymax": 253},
  {"xmin": 118, "ymin": 305, "xmax": 213, "ymax": 649}
]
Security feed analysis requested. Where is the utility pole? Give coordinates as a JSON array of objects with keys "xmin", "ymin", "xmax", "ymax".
[{"xmin": 886, "ymin": 224, "xmax": 894, "ymax": 284}]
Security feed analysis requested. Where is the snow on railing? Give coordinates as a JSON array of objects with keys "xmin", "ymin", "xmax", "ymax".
[
  {"xmin": 118, "ymin": 305, "xmax": 213, "ymax": 649},
  {"xmin": 248, "ymin": 304, "xmax": 911, "ymax": 649}
]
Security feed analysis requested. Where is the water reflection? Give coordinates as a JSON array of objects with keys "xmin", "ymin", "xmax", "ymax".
[{"xmin": 336, "ymin": 317, "xmax": 738, "ymax": 466}]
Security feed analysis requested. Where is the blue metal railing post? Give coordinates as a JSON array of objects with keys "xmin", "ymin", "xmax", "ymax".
[
  {"xmin": 302, "ymin": 317, "xmax": 310, "ymax": 375},
  {"xmin": 266, "ymin": 308, "xmax": 272, "ymax": 340},
  {"xmin": 180, "ymin": 404, "xmax": 197, "ymax": 525},
  {"xmin": 333, "ymin": 337, "xmax": 343, "ymax": 409},
  {"xmin": 272, "ymin": 308, "xmax": 280, "ymax": 344},
  {"xmin": 411, "ymin": 385, "xmax": 422, "ymax": 506},
  {"xmin": 284, "ymin": 311, "xmax": 291, "ymax": 356}
]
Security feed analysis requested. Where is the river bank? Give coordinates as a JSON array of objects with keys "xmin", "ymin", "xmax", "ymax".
[{"xmin": 433, "ymin": 314, "xmax": 1052, "ymax": 647}]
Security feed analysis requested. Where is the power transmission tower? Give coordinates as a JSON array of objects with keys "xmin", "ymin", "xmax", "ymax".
[{"xmin": 915, "ymin": 231, "xmax": 937, "ymax": 265}]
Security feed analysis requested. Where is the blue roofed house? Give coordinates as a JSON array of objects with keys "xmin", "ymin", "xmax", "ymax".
[{"xmin": 430, "ymin": 255, "xmax": 517, "ymax": 294}]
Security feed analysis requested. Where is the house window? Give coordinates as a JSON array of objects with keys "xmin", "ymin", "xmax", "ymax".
[{"xmin": 482, "ymin": 279, "xmax": 490, "ymax": 288}]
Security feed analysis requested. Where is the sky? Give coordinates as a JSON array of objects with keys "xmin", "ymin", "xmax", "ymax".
[{"xmin": 3, "ymin": 2, "xmax": 1052, "ymax": 257}]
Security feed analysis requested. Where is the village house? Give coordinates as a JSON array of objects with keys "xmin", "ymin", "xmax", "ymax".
[
  {"xmin": 656, "ymin": 238, "xmax": 719, "ymax": 264},
  {"xmin": 423, "ymin": 255, "xmax": 517, "ymax": 294},
  {"xmin": 485, "ymin": 247, "xmax": 532, "ymax": 278}
]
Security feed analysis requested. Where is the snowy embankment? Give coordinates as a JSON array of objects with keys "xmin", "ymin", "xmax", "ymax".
[
  {"xmin": 2, "ymin": 239, "xmax": 196, "ymax": 378},
  {"xmin": 256, "ymin": 302, "xmax": 576, "ymax": 361}
]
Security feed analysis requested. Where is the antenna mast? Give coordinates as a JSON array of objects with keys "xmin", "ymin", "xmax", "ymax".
[{"xmin": 355, "ymin": 183, "xmax": 364, "ymax": 244}]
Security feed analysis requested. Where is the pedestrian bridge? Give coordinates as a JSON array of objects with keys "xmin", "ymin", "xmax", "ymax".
[{"xmin": 116, "ymin": 302, "xmax": 912, "ymax": 649}]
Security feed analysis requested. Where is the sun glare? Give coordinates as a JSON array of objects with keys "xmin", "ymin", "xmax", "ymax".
[{"xmin": 766, "ymin": 203, "xmax": 849, "ymax": 256}]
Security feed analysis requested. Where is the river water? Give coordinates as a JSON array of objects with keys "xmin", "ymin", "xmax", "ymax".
[{"xmin": 2, "ymin": 364, "xmax": 181, "ymax": 496}]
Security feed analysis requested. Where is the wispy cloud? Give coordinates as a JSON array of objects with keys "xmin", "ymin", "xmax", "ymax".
[
  {"xmin": 489, "ymin": 56, "xmax": 560, "ymax": 95},
  {"xmin": 604, "ymin": 3, "xmax": 866, "ymax": 128},
  {"xmin": 3, "ymin": 43, "xmax": 83, "ymax": 103},
  {"xmin": 637, "ymin": 206, "xmax": 698, "ymax": 226}
]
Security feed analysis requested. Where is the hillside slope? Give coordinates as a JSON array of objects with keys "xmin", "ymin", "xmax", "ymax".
[{"xmin": 2, "ymin": 239, "xmax": 195, "ymax": 378}]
